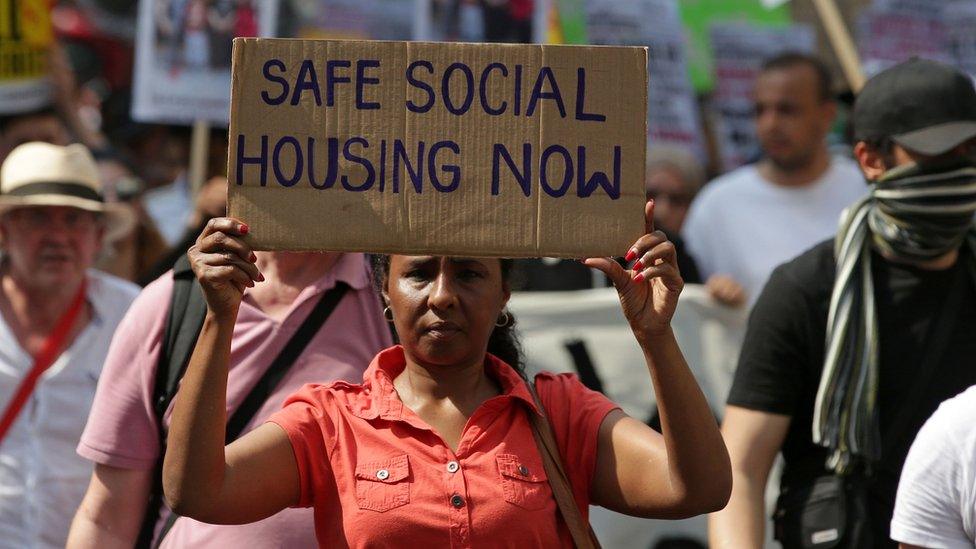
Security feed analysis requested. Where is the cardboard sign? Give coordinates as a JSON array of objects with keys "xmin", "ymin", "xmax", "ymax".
[{"xmin": 228, "ymin": 38, "xmax": 647, "ymax": 257}]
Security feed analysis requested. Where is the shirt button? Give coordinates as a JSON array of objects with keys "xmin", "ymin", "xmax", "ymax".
[
  {"xmin": 446, "ymin": 461, "xmax": 460, "ymax": 473},
  {"xmin": 450, "ymin": 494, "xmax": 465, "ymax": 508},
  {"xmin": 518, "ymin": 465, "xmax": 530, "ymax": 476},
  {"xmin": 376, "ymin": 469, "xmax": 390, "ymax": 480}
]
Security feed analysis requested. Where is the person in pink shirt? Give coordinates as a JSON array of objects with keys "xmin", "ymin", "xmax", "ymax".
[{"xmin": 65, "ymin": 237, "xmax": 391, "ymax": 548}]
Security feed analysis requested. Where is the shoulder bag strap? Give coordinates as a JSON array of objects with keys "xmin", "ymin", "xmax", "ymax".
[
  {"xmin": 151, "ymin": 280, "xmax": 351, "ymax": 548},
  {"xmin": 525, "ymin": 378, "xmax": 601, "ymax": 549},
  {"xmin": 224, "ymin": 282, "xmax": 349, "ymax": 442},
  {"xmin": 0, "ymin": 281, "xmax": 87, "ymax": 443}
]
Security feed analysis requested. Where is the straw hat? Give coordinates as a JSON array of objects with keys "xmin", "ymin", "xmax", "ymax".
[{"xmin": 0, "ymin": 142, "xmax": 135, "ymax": 242}]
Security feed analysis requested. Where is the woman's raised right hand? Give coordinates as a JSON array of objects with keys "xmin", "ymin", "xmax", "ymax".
[{"xmin": 187, "ymin": 217, "xmax": 263, "ymax": 318}]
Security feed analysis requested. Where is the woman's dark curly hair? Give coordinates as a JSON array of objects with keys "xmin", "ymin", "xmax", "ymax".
[{"xmin": 370, "ymin": 254, "xmax": 525, "ymax": 375}]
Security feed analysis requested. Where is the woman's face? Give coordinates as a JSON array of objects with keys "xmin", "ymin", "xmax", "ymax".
[{"xmin": 386, "ymin": 256, "xmax": 510, "ymax": 368}]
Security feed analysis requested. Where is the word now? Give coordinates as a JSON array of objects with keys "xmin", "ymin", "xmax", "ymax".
[
  {"xmin": 235, "ymin": 134, "xmax": 622, "ymax": 199},
  {"xmin": 260, "ymin": 59, "xmax": 606, "ymax": 121}
]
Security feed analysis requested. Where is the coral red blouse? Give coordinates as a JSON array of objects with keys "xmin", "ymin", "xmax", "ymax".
[{"xmin": 268, "ymin": 346, "xmax": 619, "ymax": 548}]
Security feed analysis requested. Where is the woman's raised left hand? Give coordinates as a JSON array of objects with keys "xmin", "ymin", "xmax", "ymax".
[{"xmin": 583, "ymin": 200, "xmax": 683, "ymax": 341}]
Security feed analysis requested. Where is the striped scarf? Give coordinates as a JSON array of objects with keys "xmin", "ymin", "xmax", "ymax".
[{"xmin": 813, "ymin": 158, "xmax": 976, "ymax": 474}]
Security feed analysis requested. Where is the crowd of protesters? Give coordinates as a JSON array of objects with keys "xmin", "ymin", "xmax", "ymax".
[{"xmin": 3, "ymin": 3, "xmax": 976, "ymax": 549}]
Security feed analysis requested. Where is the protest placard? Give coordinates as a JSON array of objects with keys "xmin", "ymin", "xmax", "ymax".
[
  {"xmin": 131, "ymin": 0, "xmax": 279, "ymax": 124},
  {"xmin": 227, "ymin": 39, "xmax": 647, "ymax": 257},
  {"xmin": 0, "ymin": 0, "xmax": 54, "ymax": 115}
]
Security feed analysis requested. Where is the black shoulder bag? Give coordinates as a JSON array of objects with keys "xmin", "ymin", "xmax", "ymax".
[
  {"xmin": 135, "ymin": 255, "xmax": 349, "ymax": 548},
  {"xmin": 772, "ymin": 258, "xmax": 970, "ymax": 549}
]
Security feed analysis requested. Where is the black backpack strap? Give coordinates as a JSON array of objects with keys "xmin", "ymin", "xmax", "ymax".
[
  {"xmin": 155, "ymin": 255, "xmax": 209, "ymax": 422},
  {"xmin": 151, "ymin": 280, "xmax": 351, "ymax": 547},
  {"xmin": 136, "ymin": 255, "xmax": 208, "ymax": 549}
]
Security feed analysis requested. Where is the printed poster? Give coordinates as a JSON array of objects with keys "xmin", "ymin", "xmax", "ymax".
[{"xmin": 131, "ymin": 0, "xmax": 279, "ymax": 124}]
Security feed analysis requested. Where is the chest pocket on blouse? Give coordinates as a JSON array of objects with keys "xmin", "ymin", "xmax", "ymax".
[
  {"xmin": 496, "ymin": 453, "xmax": 551, "ymax": 510},
  {"xmin": 355, "ymin": 455, "xmax": 411, "ymax": 512}
]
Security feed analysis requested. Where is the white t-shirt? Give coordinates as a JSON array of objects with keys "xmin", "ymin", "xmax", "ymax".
[
  {"xmin": 682, "ymin": 156, "xmax": 866, "ymax": 307},
  {"xmin": 891, "ymin": 385, "xmax": 976, "ymax": 548},
  {"xmin": 0, "ymin": 270, "xmax": 139, "ymax": 549}
]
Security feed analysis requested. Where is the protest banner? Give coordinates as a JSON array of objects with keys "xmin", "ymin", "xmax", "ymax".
[
  {"xmin": 508, "ymin": 284, "xmax": 749, "ymax": 548},
  {"xmin": 131, "ymin": 0, "xmax": 279, "ymax": 124},
  {"xmin": 0, "ymin": 0, "xmax": 54, "ymax": 115},
  {"xmin": 227, "ymin": 39, "xmax": 648, "ymax": 257},
  {"xmin": 582, "ymin": 0, "xmax": 704, "ymax": 159},
  {"xmin": 709, "ymin": 22, "xmax": 815, "ymax": 169}
]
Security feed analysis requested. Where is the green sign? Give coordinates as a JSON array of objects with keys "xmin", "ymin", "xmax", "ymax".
[{"xmin": 679, "ymin": 0, "xmax": 791, "ymax": 92}]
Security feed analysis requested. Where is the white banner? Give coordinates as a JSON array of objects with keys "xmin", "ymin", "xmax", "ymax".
[{"xmin": 508, "ymin": 284, "xmax": 748, "ymax": 547}]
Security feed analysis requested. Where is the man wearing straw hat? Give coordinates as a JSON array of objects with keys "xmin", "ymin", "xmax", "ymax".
[
  {"xmin": 0, "ymin": 142, "xmax": 140, "ymax": 548},
  {"xmin": 711, "ymin": 58, "xmax": 976, "ymax": 547}
]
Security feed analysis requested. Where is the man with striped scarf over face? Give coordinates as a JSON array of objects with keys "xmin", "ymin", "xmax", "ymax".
[{"xmin": 710, "ymin": 59, "xmax": 976, "ymax": 549}]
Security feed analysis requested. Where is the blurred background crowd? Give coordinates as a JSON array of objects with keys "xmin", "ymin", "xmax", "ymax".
[{"xmin": 5, "ymin": 0, "xmax": 973, "ymax": 299}]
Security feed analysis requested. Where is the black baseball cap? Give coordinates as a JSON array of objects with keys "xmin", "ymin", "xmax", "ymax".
[{"xmin": 852, "ymin": 58, "xmax": 976, "ymax": 156}]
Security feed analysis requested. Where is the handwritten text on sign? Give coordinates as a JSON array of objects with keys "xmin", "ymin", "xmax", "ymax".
[{"xmin": 228, "ymin": 39, "xmax": 647, "ymax": 256}]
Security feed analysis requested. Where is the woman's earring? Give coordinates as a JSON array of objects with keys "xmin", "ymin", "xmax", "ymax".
[
  {"xmin": 383, "ymin": 306, "xmax": 394, "ymax": 322},
  {"xmin": 495, "ymin": 311, "xmax": 511, "ymax": 328}
]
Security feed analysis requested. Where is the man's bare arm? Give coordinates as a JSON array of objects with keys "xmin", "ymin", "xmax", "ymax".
[
  {"xmin": 708, "ymin": 405, "xmax": 790, "ymax": 548},
  {"xmin": 67, "ymin": 464, "xmax": 153, "ymax": 549}
]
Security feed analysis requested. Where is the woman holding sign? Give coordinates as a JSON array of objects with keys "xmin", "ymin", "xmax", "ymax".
[{"xmin": 161, "ymin": 201, "xmax": 731, "ymax": 546}]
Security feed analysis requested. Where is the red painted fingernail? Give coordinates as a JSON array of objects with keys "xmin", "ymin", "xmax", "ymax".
[
  {"xmin": 633, "ymin": 272, "xmax": 645, "ymax": 284},
  {"xmin": 240, "ymin": 224, "xmax": 249, "ymax": 235},
  {"xmin": 632, "ymin": 259, "xmax": 643, "ymax": 272},
  {"xmin": 624, "ymin": 249, "xmax": 637, "ymax": 262},
  {"xmin": 249, "ymin": 252, "xmax": 257, "ymax": 262},
  {"xmin": 257, "ymin": 273, "xmax": 265, "ymax": 282}
]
